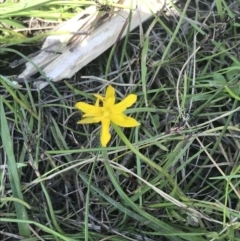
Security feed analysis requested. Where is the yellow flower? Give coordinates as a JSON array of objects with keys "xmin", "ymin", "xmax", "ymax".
[{"xmin": 75, "ymin": 85, "xmax": 140, "ymax": 147}]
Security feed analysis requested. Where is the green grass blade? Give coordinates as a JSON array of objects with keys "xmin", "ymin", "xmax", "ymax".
[
  {"xmin": 0, "ymin": 218, "xmax": 76, "ymax": 241},
  {"xmin": 103, "ymin": 153, "xmax": 204, "ymax": 241},
  {"xmin": 0, "ymin": 97, "xmax": 31, "ymax": 237}
]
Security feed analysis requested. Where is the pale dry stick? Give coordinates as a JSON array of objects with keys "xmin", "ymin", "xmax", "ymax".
[
  {"xmin": 191, "ymin": 162, "xmax": 234, "ymax": 168},
  {"xmin": 194, "ymin": 106, "xmax": 240, "ymax": 129},
  {"xmin": 176, "ymin": 1, "xmax": 216, "ymax": 116},
  {"xmin": 200, "ymin": 1, "xmax": 216, "ymax": 28},
  {"xmin": 14, "ymin": 26, "xmax": 56, "ymax": 32},
  {"xmin": 80, "ymin": 75, "xmax": 138, "ymax": 87},
  {"xmin": 0, "ymin": 231, "xmax": 22, "ymax": 240},
  {"xmin": 27, "ymin": 225, "xmax": 44, "ymax": 241},
  {"xmin": 29, "ymin": 158, "xmax": 96, "ymax": 186},
  {"xmin": 228, "ymin": 120, "xmax": 240, "ymax": 150},
  {"xmin": 188, "ymin": 34, "xmax": 197, "ymax": 112},
  {"xmin": 29, "ymin": 17, "xmax": 35, "ymax": 35},
  {"xmin": 175, "ymin": 45, "xmax": 201, "ymax": 116},
  {"xmin": 199, "ymin": 131, "xmax": 240, "ymax": 148},
  {"xmin": 192, "ymin": 126, "xmax": 240, "ymax": 139},
  {"xmin": 180, "ymin": 29, "xmax": 196, "ymax": 180}
]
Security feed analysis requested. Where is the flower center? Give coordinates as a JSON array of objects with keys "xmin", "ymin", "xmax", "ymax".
[{"xmin": 103, "ymin": 108, "xmax": 111, "ymax": 117}]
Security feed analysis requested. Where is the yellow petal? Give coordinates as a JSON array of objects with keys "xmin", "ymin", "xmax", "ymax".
[
  {"xmin": 114, "ymin": 94, "xmax": 137, "ymax": 113},
  {"xmin": 105, "ymin": 95, "xmax": 115, "ymax": 108},
  {"xmin": 82, "ymin": 110, "xmax": 102, "ymax": 117},
  {"xmin": 105, "ymin": 85, "xmax": 115, "ymax": 107},
  {"xmin": 77, "ymin": 117, "xmax": 99, "ymax": 124},
  {"xmin": 100, "ymin": 119, "xmax": 111, "ymax": 147},
  {"xmin": 92, "ymin": 115, "xmax": 105, "ymax": 122},
  {"xmin": 94, "ymin": 94, "xmax": 104, "ymax": 101},
  {"xmin": 106, "ymin": 85, "xmax": 115, "ymax": 98},
  {"xmin": 110, "ymin": 113, "xmax": 140, "ymax": 127},
  {"xmin": 75, "ymin": 102, "xmax": 98, "ymax": 114},
  {"xmin": 95, "ymin": 97, "xmax": 100, "ymax": 107}
]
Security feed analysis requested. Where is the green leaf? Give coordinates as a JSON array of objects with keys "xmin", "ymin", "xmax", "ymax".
[
  {"xmin": 226, "ymin": 62, "xmax": 240, "ymax": 81},
  {"xmin": 224, "ymin": 86, "xmax": 240, "ymax": 100},
  {"xmin": 212, "ymin": 72, "xmax": 227, "ymax": 86}
]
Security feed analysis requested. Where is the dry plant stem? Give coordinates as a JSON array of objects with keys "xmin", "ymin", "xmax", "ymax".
[
  {"xmin": 176, "ymin": 45, "xmax": 201, "ymax": 115},
  {"xmin": 195, "ymin": 106, "xmax": 240, "ymax": 129}
]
